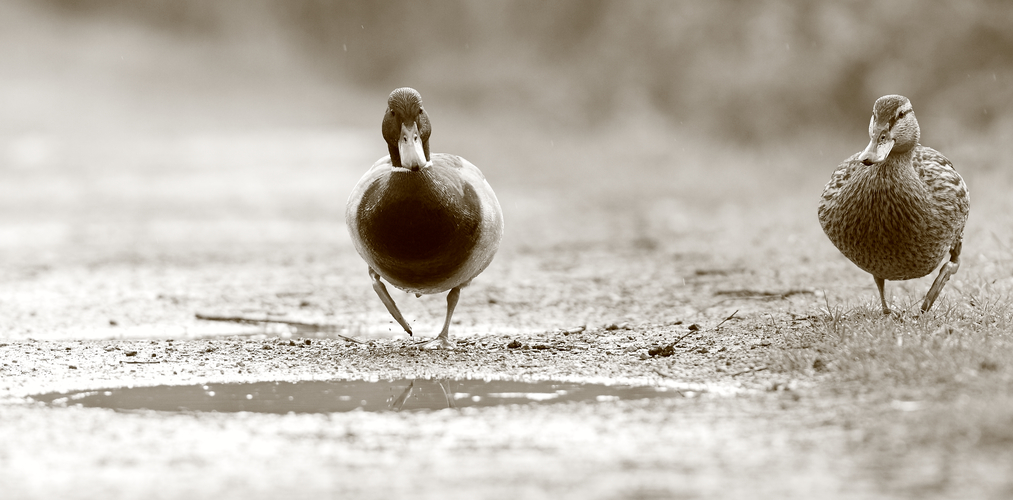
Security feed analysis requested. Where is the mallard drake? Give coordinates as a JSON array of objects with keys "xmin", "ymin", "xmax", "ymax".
[
  {"xmin": 819, "ymin": 95, "xmax": 970, "ymax": 314},
  {"xmin": 346, "ymin": 87, "xmax": 504, "ymax": 349}
]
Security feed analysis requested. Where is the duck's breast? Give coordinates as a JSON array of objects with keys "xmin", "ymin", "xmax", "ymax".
[
  {"xmin": 346, "ymin": 154, "xmax": 502, "ymax": 293},
  {"xmin": 819, "ymin": 153, "xmax": 960, "ymax": 280}
]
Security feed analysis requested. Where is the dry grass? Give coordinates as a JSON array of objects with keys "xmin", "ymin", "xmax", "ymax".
[
  {"xmin": 766, "ymin": 249, "xmax": 1013, "ymax": 478},
  {"xmin": 776, "ymin": 289, "xmax": 1013, "ymax": 386}
]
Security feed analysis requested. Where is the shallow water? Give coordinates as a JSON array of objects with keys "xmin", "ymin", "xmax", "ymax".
[{"xmin": 31, "ymin": 379, "xmax": 682, "ymax": 413}]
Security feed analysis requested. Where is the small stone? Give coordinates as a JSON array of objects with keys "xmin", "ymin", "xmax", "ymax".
[
  {"xmin": 648, "ymin": 345, "xmax": 676, "ymax": 357},
  {"xmin": 507, "ymin": 340, "xmax": 522, "ymax": 349},
  {"xmin": 688, "ymin": 324, "xmax": 701, "ymax": 331},
  {"xmin": 125, "ymin": 351, "xmax": 138, "ymax": 357}
]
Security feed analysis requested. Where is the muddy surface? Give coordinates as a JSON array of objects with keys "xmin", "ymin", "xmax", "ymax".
[
  {"xmin": 3, "ymin": 139, "xmax": 1010, "ymax": 498},
  {"xmin": 0, "ymin": 229, "xmax": 828, "ymax": 499},
  {"xmin": 4, "ymin": 235, "xmax": 1005, "ymax": 499},
  {"xmin": 2, "ymin": 5, "xmax": 1012, "ymax": 495}
]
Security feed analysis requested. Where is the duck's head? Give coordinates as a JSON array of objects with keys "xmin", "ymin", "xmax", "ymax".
[
  {"xmin": 858, "ymin": 95, "xmax": 920, "ymax": 166},
  {"xmin": 382, "ymin": 87, "xmax": 432, "ymax": 171}
]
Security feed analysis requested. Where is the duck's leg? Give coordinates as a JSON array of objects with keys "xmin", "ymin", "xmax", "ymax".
[
  {"xmin": 421, "ymin": 286, "xmax": 460, "ymax": 350},
  {"xmin": 922, "ymin": 240, "xmax": 962, "ymax": 312},
  {"xmin": 369, "ymin": 267, "xmax": 412, "ymax": 336},
  {"xmin": 875, "ymin": 276, "xmax": 892, "ymax": 315}
]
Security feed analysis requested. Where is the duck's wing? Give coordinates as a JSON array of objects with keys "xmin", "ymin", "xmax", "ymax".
[
  {"xmin": 913, "ymin": 145, "xmax": 970, "ymax": 226},
  {"xmin": 346, "ymin": 156, "xmax": 393, "ymax": 223},
  {"xmin": 818, "ymin": 152, "xmax": 863, "ymax": 220},
  {"xmin": 430, "ymin": 153, "xmax": 504, "ymax": 286},
  {"xmin": 430, "ymin": 153, "xmax": 502, "ymax": 228}
]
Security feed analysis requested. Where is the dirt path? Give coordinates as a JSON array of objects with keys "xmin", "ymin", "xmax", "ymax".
[
  {"xmin": 2, "ymin": 119, "xmax": 1011, "ymax": 498},
  {"xmin": 2, "ymin": 3, "xmax": 1013, "ymax": 497},
  {"xmin": 2, "ymin": 236, "xmax": 1008, "ymax": 499}
]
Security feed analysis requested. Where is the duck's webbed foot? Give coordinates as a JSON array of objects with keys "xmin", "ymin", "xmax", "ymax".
[
  {"xmin": 417, "ymin": 286, "xmax": 461, "ymax": 350},
  {"xmin": 419, "ymin": 336, "xmax": 456, "ymax": 350}
]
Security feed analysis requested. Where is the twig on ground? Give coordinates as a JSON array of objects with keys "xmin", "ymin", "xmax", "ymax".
[
  {"xmin": 713, "ymin": 290, "xmax": 814, "ymax": 300},
  {"xmin": 195, "ymin": 312, "xmax": 266, "ymax": 324},
  {"xmin": 672, "ymin": 310, "xmax": 741, "ymax": 354},
  {"xmin": 651, "ymin": 310, "xmax": 740, "ymax": 357},
  {"xmin": 195, "ymin": 312, "xmax": 363, "ymax": 344},
  {"xmin": 714, "ymin": 309, "xmax": 739, "ymax": 330},
  {"xmin": 670, "ymin": 330, "xmax": 696, "ymax": 347}
]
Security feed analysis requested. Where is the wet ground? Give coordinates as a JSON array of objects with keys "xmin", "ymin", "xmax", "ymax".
[
  {"xmin": 4, "ymin": 231, "xmax": 1011, "ymax": 499},
  {"xmin": 31, "ymin": 378, "xmax": 686, "ymax": 413},
  {"xmin": 2, "ymin": 119, "xmax": 1012, "ymax": 497},
  {"xmin": 3, "ymin": 4, "xmax": 1013, "ymax": 496}
]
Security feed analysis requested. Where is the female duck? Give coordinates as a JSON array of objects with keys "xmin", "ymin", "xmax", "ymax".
[
  {"xmin": 346, "ymin": 87, "xmax": 503, "ymax": 349},
  {"xmin": 819, "ymin": 95, "xmax": 969, "ymax": 314}
]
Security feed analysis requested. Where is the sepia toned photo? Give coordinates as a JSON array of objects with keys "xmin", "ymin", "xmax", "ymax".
[{"xmin": 1, "ymin": 1, "xmax": 1011, "ymax": 498}]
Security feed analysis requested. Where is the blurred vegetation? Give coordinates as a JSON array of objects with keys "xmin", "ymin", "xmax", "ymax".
[{"xmin": 38, "ymin": 0, "xmax": 1013, "ymax": 143}]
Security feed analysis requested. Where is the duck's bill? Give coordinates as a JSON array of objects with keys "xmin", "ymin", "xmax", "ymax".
[
  {"xmin": 399, "ymin": 122, "xmax": 428, "ymax": 170},
  {"xmin": 858, "ymin": 136, "xmax": 894, "ymax": 164}
]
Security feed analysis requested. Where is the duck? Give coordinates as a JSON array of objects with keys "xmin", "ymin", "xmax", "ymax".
[
  {"xmin": 345, "ymin": 87, "xmax": 504, "ymax": 349},
  {"xmin": 819, "ymin": 94, "xmax": 970, "ymax": 314}
]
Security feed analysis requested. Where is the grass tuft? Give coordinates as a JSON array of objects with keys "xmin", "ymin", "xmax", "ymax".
[{"xmin": 772, "ymin": 282, "xmax": 1013, "ymax": 396}]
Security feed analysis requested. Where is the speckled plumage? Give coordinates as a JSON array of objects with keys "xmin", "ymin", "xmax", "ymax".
[{"xmin": 818, "ymin": 95, "xmax": 969, "ymax": 313}]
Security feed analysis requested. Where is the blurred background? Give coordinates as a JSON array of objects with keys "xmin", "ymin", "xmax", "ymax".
[
  {"xmin": 2, "ymin": 0, "xmax": 1011, "ymax": 249},
  {"xmin": 0, "ymin": 0, "xmax": 1011, "ymax": 337}
]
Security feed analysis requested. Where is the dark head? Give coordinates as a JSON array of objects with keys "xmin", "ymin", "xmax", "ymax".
[
  {"xmin": 858, "ymin": 95, "xmax": 920, "ymax": 166},
  {"xmin": 382, "ymin": 87, "xmax": 432, "ymax": 171}
]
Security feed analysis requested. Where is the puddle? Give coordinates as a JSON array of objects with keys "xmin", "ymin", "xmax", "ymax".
[{"xmin": 30, "ymin": 379, "xmax": 683, "ymax": 413}]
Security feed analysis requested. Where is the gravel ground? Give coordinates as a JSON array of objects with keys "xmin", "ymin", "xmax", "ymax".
[
  {"xmin": 3, "ymin": 239, "xmax": 1006, "ymax": 499},
  {"xmin": 0, "ymin": 229, "xmax": 858, "ymax": 500},
  {"xmin": 2, "ymin": 6, "xmax": 1011, "ymax": 494},
  {"xmin": 3, "ymin": 141, "xmax": 1010, "ymax": 498},
  {"xmin": 0, "ymin": 325, "xmax": 858, "ymax": 500}
]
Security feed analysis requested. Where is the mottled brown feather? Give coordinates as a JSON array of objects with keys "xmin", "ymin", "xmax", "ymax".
[{"xmin": 819, "ymin": 144, "xmax": 968, "ymax": 282}]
